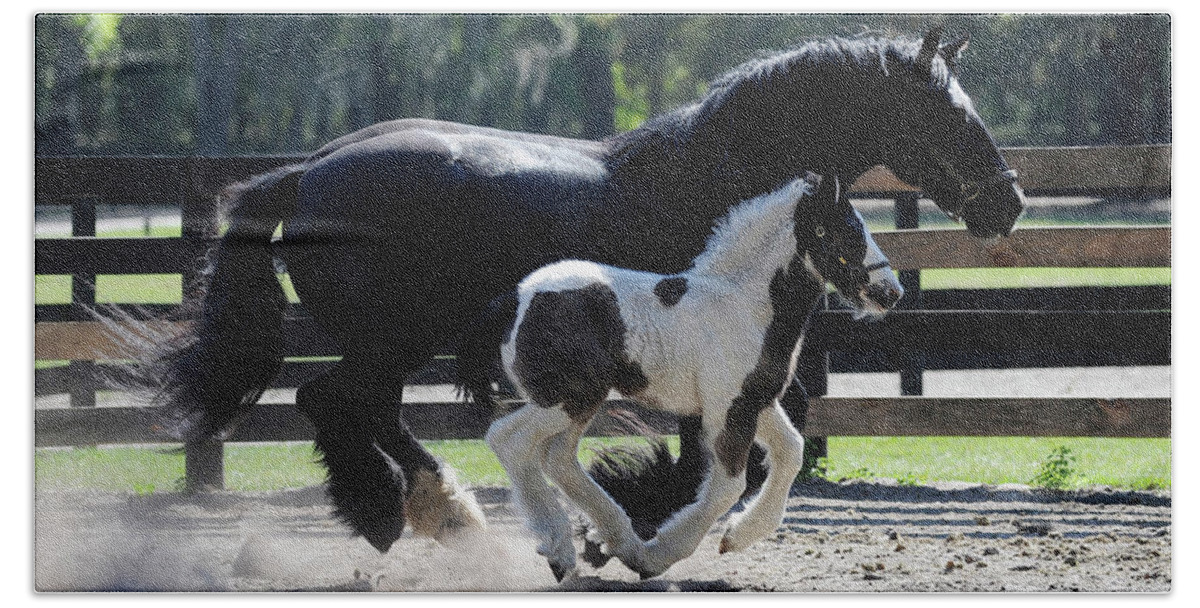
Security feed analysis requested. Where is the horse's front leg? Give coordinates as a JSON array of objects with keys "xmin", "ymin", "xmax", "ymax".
[
  {"xmin": 538, "ymin": 413, "xmax": 647, "ymax": 573},
  {"xmin": 718, "ymin": 401, "xmax": 805, "ymax": 552},
  {"xmin": 485, "ymin": 404, "xmax": 577, "ymax": 582}
]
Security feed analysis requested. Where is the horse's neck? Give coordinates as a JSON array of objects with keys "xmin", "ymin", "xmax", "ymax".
[
  {"xmin": 590, "ymin": 101, "xmax": 878, "ymax": 274},
  {"xmin": 686, "ymin": 193, "xmax": 802, "ymax": 291}
]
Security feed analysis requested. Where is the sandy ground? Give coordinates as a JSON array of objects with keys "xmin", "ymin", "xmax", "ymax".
[{"xmin": 34, "ymin": 479, "xmax": 1170, "ymax": 593}]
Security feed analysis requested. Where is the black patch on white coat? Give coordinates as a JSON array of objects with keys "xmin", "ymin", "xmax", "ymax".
[
  {"xmin": 513, "ymin": 283, "xmax": 649, "ymax": 422},
  {"xmin": 714, "ymin": 258, "xmax": 827, "ymax": 477},
  {"xmin": 653, "ymin": 276, "xmax": 689, "ymax": 306}
]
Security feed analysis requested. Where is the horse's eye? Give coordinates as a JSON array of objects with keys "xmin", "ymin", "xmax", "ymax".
[{"xmin": 814, "ymin": 226, "xmax": 826, "ymax": 237}]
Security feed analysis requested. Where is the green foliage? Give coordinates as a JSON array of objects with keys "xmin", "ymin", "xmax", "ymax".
[
  {"xmin": 841, "ymin": 466, "xmax": 876, "ymax": 482},
  {"xmin": 611, "ymin": 61, "xmax": 649, "ymax": 132},
  {"xmin": 799, "ymin": 455, "xmax": 830, "ymax": 482},
  {"xmin": 73, "ymin": 14, "xmax": 123, "ymax": 61},
  {"xmin": 35, "ymin": 13, "xmax": 1170, "ymax": 155},
  {"xmin": 1031, "ymin": 445, "xmax": 1078, "ymax": 490},
  {"xmin": 803, "ymin": 457, "xmax": 878, "ymax": 483}
]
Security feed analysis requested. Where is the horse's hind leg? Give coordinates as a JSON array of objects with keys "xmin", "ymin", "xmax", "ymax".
[
  {"xmin": 297, "ymin": 354, "xmax": 484, "ymax": 552},
  {"xmin": 718, "ymin": 402, "xmax": 805, "ymax": 553},
  {"xmin": 368, "ymin": 400, "xmax": 486, "ymax": 543},
  {"xmin": 296, "ymin": 364, "xmax": 409, "ymax": 552}
]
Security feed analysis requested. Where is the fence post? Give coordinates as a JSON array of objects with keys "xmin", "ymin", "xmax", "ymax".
[
  {"xmin": 895, "ymin": 192, "xmax": 924, "ymax": 396},
  {"xmin": 181, "ymin": 158, "xmax": 224, "ymax": 491},
  {"xmin": 69, "ymin": 196, "xmax": 98, "ymax": 409}
]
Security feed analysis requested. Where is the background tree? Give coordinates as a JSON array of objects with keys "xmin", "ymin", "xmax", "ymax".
[{"xmin": 34, "ymin": 13, "xmax": 1171, "ymax": 156}]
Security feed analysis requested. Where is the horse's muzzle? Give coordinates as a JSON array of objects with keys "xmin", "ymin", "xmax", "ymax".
[
  {"xmin": 965, "ymin": 172, "xmax": 1026, "ymax": 238},
  {"xmin": 864, "ymin": 282, "xmax": 903, "ymax": 310}
]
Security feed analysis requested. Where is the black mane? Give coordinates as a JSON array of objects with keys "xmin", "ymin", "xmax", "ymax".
[
  {"xmin": 602, "ymin": 35, "xmax": 953, "ymax": 202},
  {"xmin": 606, "ymin": 35, "xmax": 944, "ymax": 168}
]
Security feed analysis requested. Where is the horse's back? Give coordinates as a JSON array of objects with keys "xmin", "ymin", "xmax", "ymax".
[
  {"xmin": 309, "ymin": 118, "xmax": 607, "ymax": 162},
  {"xmin": 291, "ymin": 122, "xmax": 609, "ymax": 238},
  {"xmin": 280, "ymin": 121, "xmax": 612, "ymax": 358}
]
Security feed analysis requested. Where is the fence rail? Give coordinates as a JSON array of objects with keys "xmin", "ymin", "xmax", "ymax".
[{"xmin": 34, "ymin": 147, "xmax": 1172, "ymax": 488}]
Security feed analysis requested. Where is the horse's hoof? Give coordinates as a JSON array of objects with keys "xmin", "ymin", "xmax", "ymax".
[
  {"xmin": 617, "ymin": 549, "xmax": 662, "ymax": 580},
  {"xmin": 549, "ymin": 561, "xmax": 576, "ymax": 583},
  {"xmin": 405, "ymin": 468, "xmax": 488, "ymax": 543},
  {"xmin": 633, "ymin": 561, "xmax": 666, "ymax": 580},
  {"xmin": 581, "ymin": 537, "xmax": 612, "ymax": 568}
]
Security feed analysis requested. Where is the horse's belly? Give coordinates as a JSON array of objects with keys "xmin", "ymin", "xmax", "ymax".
[
  {"xmin": 631, "ymin": 374, "xmax": 703, "ymax": 417},
  {"xmin": 625, "ymin": 335, "xmax": 705, "ymax": 416}
]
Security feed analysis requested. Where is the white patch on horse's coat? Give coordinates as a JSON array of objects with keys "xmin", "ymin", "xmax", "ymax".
[
  {"xmin": 947, "ymin": 79, "xmax": 977, "ymax": 118},
  {"xmin": 718, "ymin": 404, "xmax": 806, "ymax": 553}
]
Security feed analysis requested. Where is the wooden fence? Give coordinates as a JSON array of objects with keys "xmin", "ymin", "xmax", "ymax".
[{"xmin": 34, "ymin": 146, "xmax": 1171, "ymax": 489}]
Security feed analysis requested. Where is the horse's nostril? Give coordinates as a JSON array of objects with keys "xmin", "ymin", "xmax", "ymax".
[{"xmin": 867, "ymin": 284, "xmax": 903, "ymax": 309}]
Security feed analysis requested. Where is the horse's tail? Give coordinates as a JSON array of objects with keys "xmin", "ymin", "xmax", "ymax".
[
  {"xmin": 454, "ymin": 290, "xmax": 519, "ymax": 410},
  {"xmin": 104, "ymin": 163, "xmax": 305, "ymax": 441}
]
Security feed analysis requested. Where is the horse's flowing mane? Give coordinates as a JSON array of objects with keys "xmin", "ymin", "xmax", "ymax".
[
  {"xmin": 689, "ymin": 178, "xmax": 812, "ymax": 282},
  {"xmin": 604, "ymin": 34, "xmax": 941, "ymax": 170}
]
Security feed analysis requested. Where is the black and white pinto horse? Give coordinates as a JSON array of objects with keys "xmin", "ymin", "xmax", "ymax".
[
  {"xmin": 458, "ymin": 173, "xmax": 901, "ymax": 580},
  {"xmin": 119, "ymin": 29, "xmax": 1024, "ymax": 555}
]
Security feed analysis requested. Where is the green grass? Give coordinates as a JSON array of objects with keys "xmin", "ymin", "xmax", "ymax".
[
  {"xmin": 33, "ymin": 437, "xmax": 679, "ymax": 493},
  {"xmin": 34, "ymin": 273, "xmax": 300, "ymax": 305},
  {"xmin": 36, "ymin": 225, "xmax": 183, "ymax": 240},
  {"xmin": 35, "ymin": 436, "xmax": 1168, "ymax": 494},
  {"xmin": 823, "ymin": 436, "xmax": 1170, "ymax": 491}
]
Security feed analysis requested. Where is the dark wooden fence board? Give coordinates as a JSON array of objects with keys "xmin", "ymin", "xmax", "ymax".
[
  {"xmin": 808, "ymin": 310, "xmax": 1169, "ymax": 354},
  {"xmin": 848, "ymin": 145, "xmax": 1169, "ymax": 196},
  {"xmin": 875, "ymin": 226, "xmax": 1170, "ymax": 270},
  {"xmin": 35, "ymin": 237, "xmax": 205, "ymax": 275},
  {"xmin": 805, "ymin": 397, "xmax": 1170, "ymax": 438}
]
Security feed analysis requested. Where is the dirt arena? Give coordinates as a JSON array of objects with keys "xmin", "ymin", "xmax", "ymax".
[{"xmin": 34, "ymin": 479, "xmax": 1170, "ymax": 593}]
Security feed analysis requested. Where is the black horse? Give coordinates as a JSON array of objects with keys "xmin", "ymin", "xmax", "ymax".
[{"xmin": 125, "ymin": 29, "xmax": 1024, "ymax": 554}]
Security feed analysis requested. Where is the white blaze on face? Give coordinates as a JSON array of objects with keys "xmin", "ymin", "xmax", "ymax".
[
  {"xmin": 948, "ymin": 78, "xmax": 979, "ymax": 121},
  {"xmin": 858, "ymin": 209, "xmax": 903, "ymax": 315}
]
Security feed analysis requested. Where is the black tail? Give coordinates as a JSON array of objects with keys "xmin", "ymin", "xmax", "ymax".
[
  {"xmin": 588, "ymin": 437, "xmax": 701, "ymax": 542},
  {"xmin": 454, "ymin": 290, "xmax": 519, "ymax": 409},
  {"xmin": 581, "ymin": 417, "xmax": 769, "ymax": 566},
  {"xmin": 104, "ymin": 164, "xmax": 305, "ymax": 441}
]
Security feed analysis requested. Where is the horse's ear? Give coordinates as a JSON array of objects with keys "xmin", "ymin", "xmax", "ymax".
[
  {"xmin": 940, "ymin": 33, "xmax": 970, "ymax": 74},
  {"xmin": 915, "ymin": 26, "xmax": 943, "ymax": 76}
]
